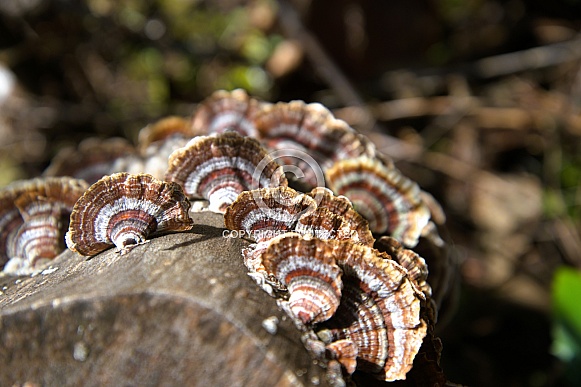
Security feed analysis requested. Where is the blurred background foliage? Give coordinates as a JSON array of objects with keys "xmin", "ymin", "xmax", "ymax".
[{"xmin": 2, "ymin": 0, "xmax": 581, "ymax": 385}]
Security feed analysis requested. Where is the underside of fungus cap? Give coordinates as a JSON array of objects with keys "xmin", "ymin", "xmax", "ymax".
[
  {"xmin": 66, "ymin": 172, "xmax": 193, "ymax": 256},
  {"xmin": 190, "ymin": 89, "xmax": 266, "ymax": 137},
  {"xmin": 325, "ymin": 156, "xmax": 431, "ymax": 247},
  {"xmin": 165, "ymin": 131, "xmax": 287, "ymax": 213}
]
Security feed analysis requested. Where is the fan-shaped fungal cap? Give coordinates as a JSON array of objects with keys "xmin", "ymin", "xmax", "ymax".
[
  {"xmin": 0, "ymin": 177, "xmax": 88, "ymax": 270},
  {"xmin": 252, "ymin": 101, "xmax": 375, "ymax": 188},
  {"xmin": 66, "ymin": 173, "xmax": 193, "ymax": 256},
  {"xmin": 137, "ymin": 116, "xmax": 193, "ymax": 151},
  {"xmin": 320, "ymin": 279, "xmax": 391, "ymax": 376},
  {"xmin": 166, "ymin": 131, "xmax": 287, "ymax": 213},
  {"xmin": 254, "ymin": 101, "xmax": 375, "ymax": 165},
  {"xmin": 295, "ymin": 207, "xmax": 356, "ymax": 241},
  {"xmin": 307, "ymin": 187, "xmax": 374, "ymax": 246},
  {"xmin": 191, "ymin": 89, "xmax": 265, "ymax": 137},
  {"xmin": 326, "ymin": 240, "xmax": 427, "ymax": 381},
  {"xmin": 135, "ymin": 117, "xmax": 194, "ymax": 180},
  {"xmin": 0, "ymin": 193, "xmax": 24, "ymax": 268},
  {"xmin": 325, "ymin": 156, "xmax": 431, "ymax": 247},
  {"xmin": 325, "ymin": 339, "xmax": 359, "ymax": 375},
  {"xmin": 261, "ymin": 233, "xmax": 343, "ymax": 325},
  {"xmin": 224, "ymin": 186, "xmax": 316, "ymax": 243},
  {"xmin": 5, "ymin": 196, "xmax": 64, "ymax": 274},
  {"xmin": 43, "ymin": 137, "xmax": 137, "ymax": 185},
  {"xmin": 375, "ymin": 235, "xmax": 431, "ymax": 298}
]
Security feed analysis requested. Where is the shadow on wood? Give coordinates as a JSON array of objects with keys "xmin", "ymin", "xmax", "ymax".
[{"xmin": 0, "ymin": 211, "xmax": 328, "ymax": 387}]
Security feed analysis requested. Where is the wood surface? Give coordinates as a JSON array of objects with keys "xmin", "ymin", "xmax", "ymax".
[{"xmin": 0, "ymin": 211, "xmax": 329, "ymax": 387}]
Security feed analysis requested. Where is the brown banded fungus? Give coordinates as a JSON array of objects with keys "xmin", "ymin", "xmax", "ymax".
[
  {"xmin": 224, "ymin": 185, "xmax": 431, "ymax": 381},
  {"xmin": 43, "ymin": 137, "xmax": 138, "ymax": 185},
  {"xmin": 190, "ymin": 89, "xmax": 265, "ymax": 137},
  {"xmin": 375, "ymin": 235, "xmax": 432, "ymax": 299},
  {"xmin": 0, "ymin": 177, "xmax": 88, "ymax": 274},
  {"xmin": 165, "ymin": 131, "xmax": 287, "ymax": 213},
  {"xmin": 254, "ymin": 100, "xmax": 375, "ymax": 167},
  {"xmin": 259, "ymin": 233, "xmax": 427, "ymax": 381},
  {"xmin": 66, "ymin": 173, "xmax": 193, "ymax": 256},
  {"xmin": 137, "ymin": 116, "xmax": 194, "ymax": 151},
  {"xmin": 7, "ymin": 88, "xmax": 451, "ymax": 385},
  {"xmin": 307, "ymin": 187, "xmax": 375, "ymax": 247},
  {"xmin": 136, "ymin": 116, "xmax": 195, "ymax": 181},
  {"xmin": 224, "ymin": 186, "xmax": 317, "ymax": 243},
  {"xmin": 325, "ymin": 156, "xmax": 431, "ymax": 247},
  {"xmin": 261, "ymin": 232, "xmax": 343, "ymax": 325}
]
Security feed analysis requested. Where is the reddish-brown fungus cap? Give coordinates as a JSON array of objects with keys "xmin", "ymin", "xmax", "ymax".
[
  {"xmin": 253, "ymin": 101, "xmax": 375, "ymax": 188},
  {"xmin": 307, "ymin": 187, "xmax": 375, "ymax": 247},
  {"xmin": 325, "ymin": 240, "xmax": 427, "ymax": 381},
  {"xmin": 294, "ymin": 207, "xmax": 353, "ymax": 241},
  {"xmin": 375, "ymin": 235, "xmax": 432, "ymax": 298},
  {"xmin": 254, "ymin": 101, "xmax": 375, "ymax": 165},
  {"xmin": 137, "ymin": 116, "xmax": 193, "ymax": 151}
]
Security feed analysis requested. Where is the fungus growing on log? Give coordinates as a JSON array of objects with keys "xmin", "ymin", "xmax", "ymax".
[
  {"xmin": 258, "ymin": 233, "xmax": 428, "ymax": 381},
  {"xmin": 66, "ymin": 173, "xmax": 193, "ymax": 256},
  {"xmin": 191, "ymin": 89, "xmax": 265, "ymax": 137},
  {"xmin": 166, "ymin": 131, "xmax": 287, "ymax": 213},
  {"xmin": 325, "ymin": 156, "xmax": 431, "ymax": 247},
  {"xmin": 2, "ymin": 89, "xmax": 452, "ymax": 386},
  {"xmin": 0, "ymin": 177, "xmax": 88, "ymax": 274},
  {"xmin": 261, "ymin": 232, "xmax": 343, "ymax": 325},
  {"xmin": 43, "ymin": 137, "xmax": 137, "ymax": 185}
]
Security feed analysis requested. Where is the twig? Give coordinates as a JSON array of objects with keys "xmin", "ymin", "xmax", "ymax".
[
  {"xmin": 333, "ymin": 96, "xmax": 581, "ymax": 134},
  {"xmin": 381, "ymin": 36, "xmax": 581, "ymax": 95}
]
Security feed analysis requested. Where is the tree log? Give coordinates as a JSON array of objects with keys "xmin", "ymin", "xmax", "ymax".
[{"xmin": 0, "ymin": 211, "xmax": 329, "ymax": 387}]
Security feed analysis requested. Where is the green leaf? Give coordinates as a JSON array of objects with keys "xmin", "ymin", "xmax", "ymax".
[
  {"xmin": 551, "ymin": 266, "xmax": 581, "ymax": 385},
  {"xmin": 552, "ymin": 266, "xmax": 581, "ymax": 360},
  {"xmin": 553, "ymin": 267, "xmax": 581, "ymax": 331}
]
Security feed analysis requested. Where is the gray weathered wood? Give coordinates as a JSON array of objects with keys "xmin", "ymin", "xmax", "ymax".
[{"xmin": 0, "ymin": 211, "xmax": 329, "ymax": 387}]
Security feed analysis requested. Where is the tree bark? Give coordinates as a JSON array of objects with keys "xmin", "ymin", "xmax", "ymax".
[{"xmin": 0, "ymin": 211, "xmax": 329, "ymax": 387}]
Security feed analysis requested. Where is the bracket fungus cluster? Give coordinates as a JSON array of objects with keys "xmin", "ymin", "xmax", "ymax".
[
  {"xmin": 44, "ymin": 116, "xmax": 194, "ymax": 184},
  {"xmin": 225, "ymin": 186, "xmax": 431, "ymax": 382},
  {"xmin": 191, "ymin": 90, "xmax": 436, "ymax": 247},
  {"xmin": 2, "ymin": 88, "xmax": 453, "ymax": 385}
]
